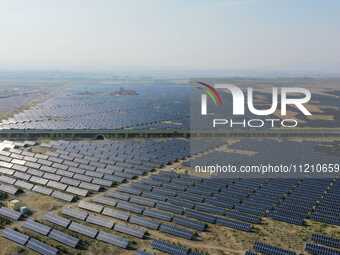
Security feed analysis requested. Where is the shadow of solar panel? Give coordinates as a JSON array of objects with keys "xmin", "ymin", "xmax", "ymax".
[
  {"xmin": 254, "ymin": 241, "xmax": 296, "ymax": 255},
  {"xmin": 68, "ymin": 222, "xmax": 98, "ymax": 238},
  {"xmin": 159, "ymin": 223, "xmax": 194, "ymax": 240},
  {"xmin": 23, "ymin": 219, "xmax": 52, "ymax": 235},
  {"xmin": 48, "ymin": 229, "xmax": 79, "ymax": 248},
  {"xmin": 136, "ymin": 251, "xmax": 152, "ymax": 255},
  {"xmin": 184, "ymin": 209, "xmax": 216, "ymax": 224},
  {"xmin": 26, "ymin": 238, "xmax": 59, "ymax": 255},
  {"xmin": 129, "ymin": 215, "xmax": 160, "ymax": 230},
  {"xmin": 0, "ymin": 207, "xmax": 22, "ymax": 221},
  {"xmin": 114, "ymin": 224, "xmax": 146, "ymax": 239},
  {"xmin": 86, "ymin": 215, "xmax": 114, "ymax": 229},
  {"xmin": 96, "ymin": 231, "xmax": 129, "ymax": 249},
  {"xmin": 44, "ymin": 212, "xmax": 71, "ymax": 228},
  {"xmin": 79, "ymin": 201, "xmax": 104, "ymax": 213},
  {"xmin": 173, "ymin": 216, "xmax": 207, "ymax": 231},
  {"xmin": 117, "ymin": 201, "xmax": 144, "ymax": 214},
  {"xmin": 151, "ymin": 239, "xmax": 189, "ymax": 255},
  {"xmin": 143, "ymin": 209, "xmax": 173, "ymax": 222},
  {"xmin": 62, "ymin": 208, "xmax": 88, "ymax": 221},
  {"xmin": 245, "ymin": 251, "xmax": 257, "ymax": 255},
  {"xmin": 102, "ymin": 207, "xmax": 130, "ymax": 221},
  {"xmin": 1, "ymin": 228, "xmax": 29, "ymax": 246},
  {"xmin": 312, "ymin": 234, "xmax": 340, "ymax": 249}
]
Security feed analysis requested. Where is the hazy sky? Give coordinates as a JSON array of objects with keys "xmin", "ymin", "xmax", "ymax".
[{"xmin": 0, "ymin": 0, "xmax": 339, "ymax": 74}]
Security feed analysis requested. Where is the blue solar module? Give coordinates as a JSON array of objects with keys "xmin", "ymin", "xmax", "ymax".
[
  {"xmin": 129, "ymin": 215, "xmax": 160, "ymax": 230},
  {"xmin": 68, "ymin": 222, "xmax": 98, "ymax": 238},
  {"xmin": 312, "ymin": 234, "xmax": 340, "ymax": 249},
  {"xmin": 26, "ymin": 238, "xmax": 59, "ymax": 255},
  {"xmin": 114, "ymin": 224, "xmax": 146, "ymax": 239},
  {"xmin": 254, "ymin": 241, "xmax": 297, "ymax": 255},
  {"xmin": 44, "ymin": 212, "xmax": 71, "ymax": 228},
  {"xmin": 1, "ymin": 227, "xmax": 30, "ymax": 246},
  {"xmin": 151, "ymin": 239, "xmax": 189, "ymax": 255},
  {"xmin": 23, "ymin": 219, "xmax": 52, "ymax": 235},
  {"xmin": 48, "ymin": 229, "xmax": 80, "ymax": 248},
  {"xmin": 96, "ymin": 231, "xmax": 129, "ymax": 249},
  {"xmin": 184, "ymin": 209, "xmax": 216, "ymax": 224},
  {"xmin": 216, "ymin": 217, "xmax": 252, "ymax": 232},
  {"xmin": 305, "ymin": 243, "xmax": 340, "ymax": 255},
  {"xmin": 62, "ymin": 208, "xmax": 89, "ymax": 221},
  {"xmin": 173, "ymin": 216, "xmax": 207, "ymax": 231},
  {"xmin": 159, "ymin": 223, "xmax": 195, "ymax": 240},
  {"xmin": 0, "ymin": 207, "xmax": 22, "ymax": 221}
]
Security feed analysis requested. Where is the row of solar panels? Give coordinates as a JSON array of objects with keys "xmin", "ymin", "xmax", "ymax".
[{"xmin": 44, "ymin": 212, "xmax": 130, "ymax": 248}]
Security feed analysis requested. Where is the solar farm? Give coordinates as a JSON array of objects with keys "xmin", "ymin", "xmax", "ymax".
[{"xmin": 0, "ymin": 138, "xmax": 339, "ymax": 255}]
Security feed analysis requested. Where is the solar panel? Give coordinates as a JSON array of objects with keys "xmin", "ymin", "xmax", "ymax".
[
  {"xmin": 114, "ymin": 224, "xmax": 146, "ymax": 239},
  {"xmin": 184, "ymin": 209, "xmax": 216, "ymax": 224},
  {"xmin": 143, "ymin": 209, "xmax": 173, "ymax": 222},
  {"xmin": 173, "ymin": 216, "xmax": 207, "ymax": 231},
  {"xmin": 151, "ymin": 239, "xmax": 189, "ymax": 255},
  {"xmin": 68, "ymin": 222, "xmax": 98, "ymax": 238},
  {"xmin": 15, "ymin": 180, "xmax": 34, "ymax": 190},
  {"xmin": 32, "ymin": 185, "xmax": 53, "ymax": 196},
  {"xmin": 93, "ymin": 196, "xmax": 118, "ymax": 207},
  {"xmin": 129, "ymin": 196, "xmax": 156, "ymax": 207},
  {"xmin": 156, "ymin": 202, "xmax": 184, "ymax": 215},
  {"xmin": 26, "ymin": 238, "xmax": 59, "ymax": 255},
  {"xmin": 51, "ymin": 191, "xmax": 75, "ymax": 202},
  {"xmin": 105, "ymin": 191, "xmax": 131, "ymax": 201},
  {"xmin": 117, "ymin": 201, "xmax": 144, "ymax": 214},
  {"xmin": 48, "ymin": 229, "xmax": 80, "ymax": 248},
  {"xmin": 44, "ymin": 212, "xmax": 71, "ymax": 228},
  {"xmin": 312, "ymin": 234, "xmax": 340, "ymax": 249},
  {"xmin": 0, "ymin": 207, "xmax": 22, "ymax": 221},
  {"xmin": 102, "ymin": 208, "xmax": 130, "ymax": 221},
  {"xmin": 63, "ymin": 208, "xmax": 88, "ymax": 221},
  {"xmin": 0, "ymin": 184, "xmax": 19, "ymax": 195},
  {"xmin": 159, "ymin": 223, "xmax": 194, "ymax": 240},
  {"xmin": 96, "ymin": 231, "xmax": 129, "ymax": 249},
  {"xmin": 216, "ymin": 217, "xmax": 252, "ymax": 232},
  {"xmin": 66, "ymin": 186, "xmax": 89, "ymax": 197},
  {"xmin": 86, "ymin": 215, "xmax": 114, "ymax": 229},
  {"xmin": 254, "ymin": 241, "xmax": 296, "ymax": 255},
  {"xmin": 23, "ymin": 219, "xmax": 52, "ymax": 235},
  {"xmin": 79, "ymin": 201, "xmax": 104, "ymax": 213},
  {"xmin": 1, "ymin": 227, "xmax": 29, "ymax": 246},
  {"xmin": 129, "ymin": 215, "xmax": 160, "ymax": 230}
]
